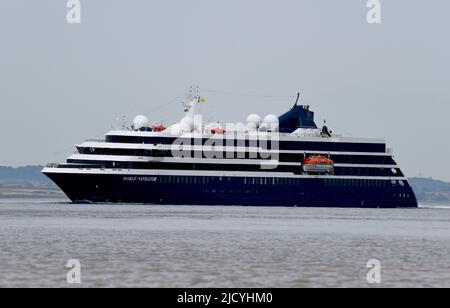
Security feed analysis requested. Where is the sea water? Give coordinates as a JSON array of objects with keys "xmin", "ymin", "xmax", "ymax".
[{"xmin": 0, "ymin": 198, "xmax": 449, "ymax": 288}]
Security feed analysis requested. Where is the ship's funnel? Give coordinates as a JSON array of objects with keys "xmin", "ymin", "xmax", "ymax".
[{"xmin": 278, "ymin": 105, "xmax": 317, "ymax": 133}]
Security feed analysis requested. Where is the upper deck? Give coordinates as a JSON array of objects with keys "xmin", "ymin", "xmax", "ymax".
[{"xmin": 102, "ymin": 130, "xmax": 387, "ymax": 153}]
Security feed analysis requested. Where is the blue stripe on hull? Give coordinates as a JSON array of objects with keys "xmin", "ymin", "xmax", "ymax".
[{"xmin": 44, "ymin": 173, "xmax": 418, "ymax": 208}]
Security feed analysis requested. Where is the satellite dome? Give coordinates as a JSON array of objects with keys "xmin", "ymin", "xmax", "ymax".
[
  {"xmin": 246, "ymin": 114, "xmax": 262, "ymax": 125},
  {"xmin": 263, "ymin": 114, "xmax": 279, "ymax": 131},
  {"xmin": 180, "ymin": 123, "xmax": 192, "ymax": 133},
  {"xmin": 246, "ymin": 122, "xmax": 258, "ymax": 132},
  {"xmin": 263, "ymin": 114, "xmax": 279, "ymax": 124},
  {"xmin": 133, "ymin": 115, "xmax": 149, "ymax": 130},
  {"xmin": 180, "ymin": 117, "xmax": 194, "ymax": 132}
]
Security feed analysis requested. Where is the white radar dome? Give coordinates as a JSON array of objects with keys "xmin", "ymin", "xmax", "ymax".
[
  {"xmin": 263, "ymin": 114, "xmax": 279, "ymax": 131},
  {"xmin": 133, "ymin": 115, "xmax": 149, "ymax": 130},
  {"xmin": 246, "ymin": 114, "xmax": 262, "ymax": 125},
  {"xmin": 180, "ymin": 123, "xmax": 192, "ymax": 133},
  {"xmin": 263, "ymin": 114, "xmax": 279, "ymax": 124},
  {"xmin": 246, "ymin": 122, "xmax": 258, "ymax": 132},
  {"xmin": 180, "ymin": 117, "xmax": 195, "ymax": 132}
]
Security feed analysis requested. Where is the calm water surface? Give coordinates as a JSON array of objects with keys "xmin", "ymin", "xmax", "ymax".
[{"xmin": 0, "ymin": 198, "xmax": 449, "ymax": 288}]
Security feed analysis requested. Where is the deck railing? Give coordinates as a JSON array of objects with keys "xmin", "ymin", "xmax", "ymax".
[
  {"xmin": 45, "ymin": 163, "xmax": 60, "ymax": 168},
  {"xmin": 85, "ymin": 139, "xmax": 105, "ymax": 142}
]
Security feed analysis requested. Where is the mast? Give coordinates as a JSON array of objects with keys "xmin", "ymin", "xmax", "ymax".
[
  {"xmin": 295, "ymin": 92, "xmax": 300, "ymax": 106},
  {"xmin": 184, "ymin": 83, "xmax": 201, "ymax": 118}
]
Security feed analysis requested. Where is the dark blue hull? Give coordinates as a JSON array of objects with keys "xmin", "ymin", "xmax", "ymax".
[{"xmin": 44, "ymin": 172, "xmax": 418, "ymax": 208}]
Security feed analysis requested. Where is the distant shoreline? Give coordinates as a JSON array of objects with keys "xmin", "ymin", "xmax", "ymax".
[
  {"xmin": 0, "ymin": 188, "xmax": 64, "ymax": 199},
  {"xmin": 419, "ymin": 202, "xmax": 450, "ymax": 208}
]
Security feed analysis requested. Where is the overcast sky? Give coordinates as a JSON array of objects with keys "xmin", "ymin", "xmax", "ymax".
[{"xmin": 0, "ymin": 0, "xmax": 449, "ymax": 181}]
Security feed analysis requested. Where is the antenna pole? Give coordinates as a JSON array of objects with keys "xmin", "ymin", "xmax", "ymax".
[
  {"xmin": 295, "ymin": 92, "xmax": 300, "ymax": 105},
  {"xmin": 197, "ymin": 84, "xmax": 200, "ymax": 102}
]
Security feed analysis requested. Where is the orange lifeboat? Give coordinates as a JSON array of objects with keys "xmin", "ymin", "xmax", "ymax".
[
  {"xmin": 152, "ymin": 124, "xmax": 167, "ymax": 132},
  {"xmin": 211, "ymin": 128, "xmax": 225, "ymax": 134},
  {"xmin": 302, "ymin": 155, "xmax": 334, "ymax": 174}
]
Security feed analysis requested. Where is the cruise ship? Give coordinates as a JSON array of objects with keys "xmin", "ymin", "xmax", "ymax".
[{"xmin": 43, "ymin": 89, "xmax": 418, "ymax": 208}]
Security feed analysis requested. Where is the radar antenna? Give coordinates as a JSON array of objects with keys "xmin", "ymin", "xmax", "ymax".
[{"xmin": 295, "ymin": 92, "xmax": 300, "ymax": 105}]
